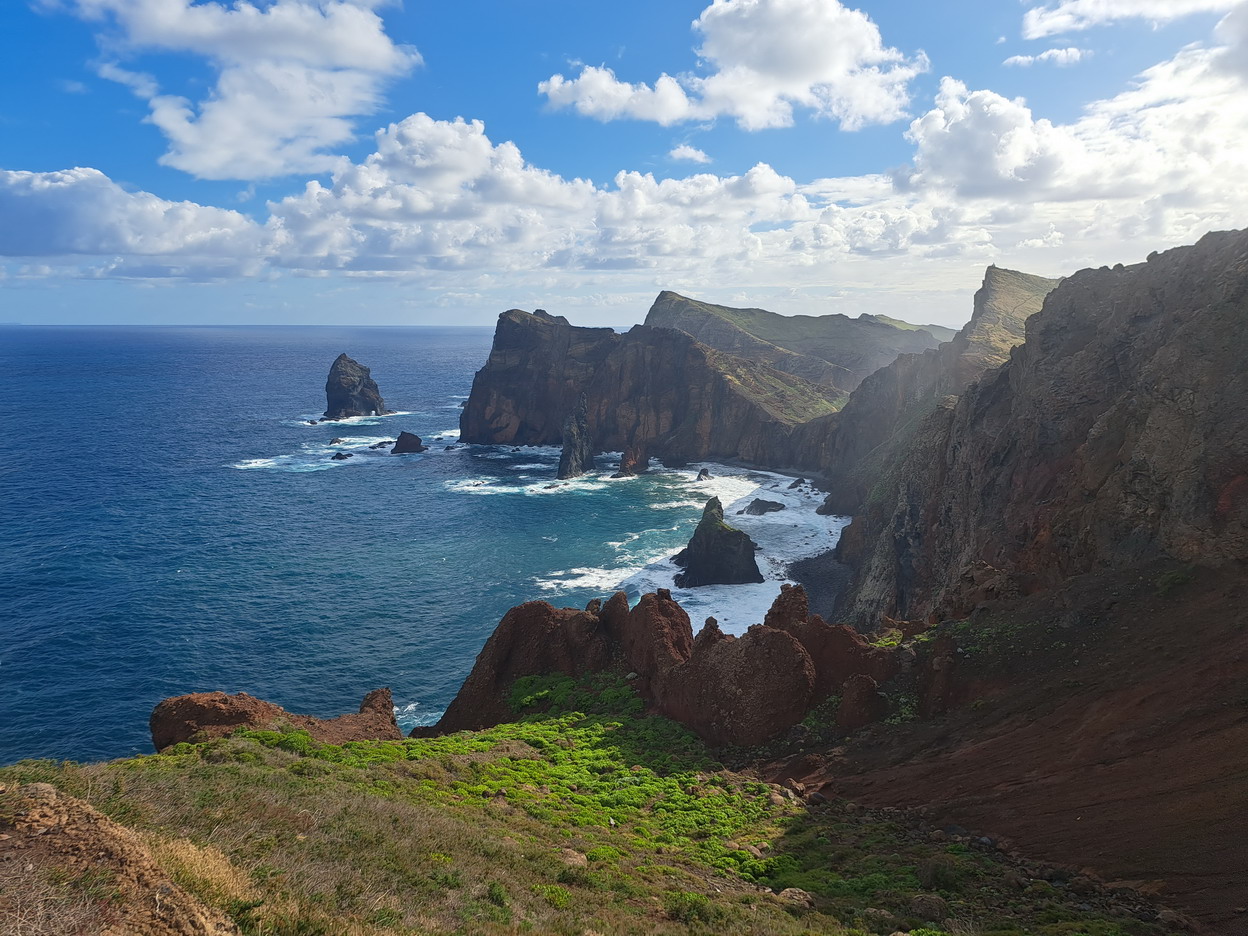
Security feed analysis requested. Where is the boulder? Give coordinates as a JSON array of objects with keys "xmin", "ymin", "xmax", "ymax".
[
  {"xmin": 323, "ymin": 353, "xmax": 391, "ymax": 419},
  {"xmin": 557, "ymin": 392, "xmax": 595, "ymax": 479},
  {"xmin": 673, "ymin": 497, "xmax": 764, "ymax": 587},
  {"xmin": 739, "ymin": 498, "xmax": 785, "ymax": 515},
  {"xmin": 150, "ymin": 688, "xmax": 401, "ymax": 751},
  {"xmin": 836, "ymin": 674, "xmax": 889, "ymax": 730},
  {"xmin": 392, "ymin": 431, "xmax": 428, "ymax": 454},
  {"xmin": 330, "ymin": 452, "xmax": 353, "ymax": 460},
  {"xmin": 695, "ymin": 468, "xmax": 713, "ymax": 481}
]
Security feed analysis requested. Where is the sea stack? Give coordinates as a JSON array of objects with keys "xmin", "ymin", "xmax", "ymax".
[
  {"xmin": 392, "ymin": 431, "xmax": 428, "ymax": 454},
  {"xmin": 324, "ymin": 353, "xmax": 391, "ymax": 420},
  {"xmin": 556, "ymin": 393, "xmax": 594, "ymax": 480},
  {"xmin": 673, "ymin": 497, "xmax": 765, "ymax": 587}
]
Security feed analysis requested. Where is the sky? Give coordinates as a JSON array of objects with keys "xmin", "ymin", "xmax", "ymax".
[{"xmin": 1, "ymin": 0, "xmax": 1246, "ymax": 327}]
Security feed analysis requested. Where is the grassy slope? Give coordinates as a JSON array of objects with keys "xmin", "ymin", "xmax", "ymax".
[
  {"xmin": 864, "ymin": 315, "xmax": 958, "ymax": 343},
  {"xmin": 2, "ymin": 674, "xmax": 1163, "ymax": 936},
  {"xmin": 704, "ymin": 348, "xmax": 848, "ymax": 423}
]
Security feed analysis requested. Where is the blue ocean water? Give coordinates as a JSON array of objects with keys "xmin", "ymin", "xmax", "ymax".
[{"xmin": 0, "ymin": 325, "xmax": 844, "ymax": 765}]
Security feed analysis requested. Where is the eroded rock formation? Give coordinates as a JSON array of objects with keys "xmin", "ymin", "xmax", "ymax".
[
  {"xmin": 150, "ymin": 688, "xmax": 401, "ymax": 751},
  {"xmin": 556, "ymin": 392, "xmax": 594, "ymax": 479},
  {"xmin": 673, "ymin": 497, "xmax": 764, "ymax": 587},
  {"xmin": 324, "ymin": 353, "xmax": 391, "ymax": 419},
  {"xmin": 425, "ymin": 585, "xmax": 901, "ymax": 747}
]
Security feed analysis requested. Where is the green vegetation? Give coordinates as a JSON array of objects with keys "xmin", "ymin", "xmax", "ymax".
[
  {"xmin": 706, "ymin": 348, "xmax": 847, "ymax": 422},
  {"xmin": 1, "ymin": 674, "xmax": 1165, "ymax": 935}
]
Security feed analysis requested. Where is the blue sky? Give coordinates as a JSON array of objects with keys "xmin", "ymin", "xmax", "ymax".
[{"xmin": 2, "ymin": 0, "xmax": 1246, "ymax": 326}]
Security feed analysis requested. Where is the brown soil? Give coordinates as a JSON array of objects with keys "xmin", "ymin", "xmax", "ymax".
[
  {"xmin": 766, "ymin": 562, "xmax": 1248, "ymax": 933},
  {"xmin": 0, "ymin": 783, "xmax": 239, "ymax": 935}
]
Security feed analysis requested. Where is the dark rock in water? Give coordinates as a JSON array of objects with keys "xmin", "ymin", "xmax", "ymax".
[
  {"xmin": 557, "ymin": 392, "xmax": 595, "ymax": 480},
  {"xmin": 329, "ymin": 437, "xmax": 345, "ymax": 445},
  {"xmin": 673, "ymin": 497, "xmax": 764, "ymax": 587},
  {"xmin": 392, "ymin": 431, "xmax": 428, "ymax": 454},
  {"xmin": 331, "ymin": 452, "xmax": 353, "ymax": 460},
  {"xmin": 369, "ymin": 440, "xmax": 396, "ymax": 450},
  {"xmin": 324, "ymin": 353, "xmax": 391, "ymax": 419},
  {"xmin": 695, "ymin": 468, "xmax": 713, "ymax": 481},
  {"xmin": 611, "ymin": 444, "xmax": 650, "ymax": 478},
  {"xmin": 150, "ymin": 688, "xmax": 401, "ymax": 751},
  {"xmin": 306, "ymin": 420, "xmax": 318, "ymax": 426},
  {"xmin": 788, "ymin": 477, "xmax": 806, "ymax": 489},
  {"xmin": 739, "ymin": 498, "xmax": 785, "ymax": 516},
  {"xmin": 444, "ymin": 445, "xmax": 456, "ymax": 450}
]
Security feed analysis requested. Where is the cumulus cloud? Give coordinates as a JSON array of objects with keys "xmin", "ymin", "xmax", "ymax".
[
  {"xmin": 540, "ymin": 0, "xmax": 927, "ymax": 131},
  {"xmin": 71, "ymin": 0, "xmax": 418, "ymax": 179},
  {"xmin": 670, "ymin": 144, "xmax": 711, "ymax": 163},
  {"xmin": 0, "ymin": 167, "xmax": 262, "ymax": 269},
  {"xmin": 1003, "ymin": 47, "xmax": 1088, "ymax": 66},
  {"xmin": 1023, "ymin": 0, "xmax": 1238, "ymax": 38}
]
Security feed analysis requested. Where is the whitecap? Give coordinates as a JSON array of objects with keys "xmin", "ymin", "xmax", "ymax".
[{"xmin": 394, "ymin": 701, "xmax": 444, "ymax": 731}]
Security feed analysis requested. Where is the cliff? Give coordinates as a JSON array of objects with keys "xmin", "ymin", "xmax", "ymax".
[
  {"xmin": 460, "ymin": 310, "xmax": 845, "ymax": 469},
  {"xmin": 835, "ymin": 230, "xmax": 1248, "ymax": 623},
  {"xmin": 818, "ymin": 266, "xmax": 1058, "ymax": 514},
  {"xmin": 644, "ymin": 291, "xmax": 946, "ymax": 391},
  {"xmin": 323, "ymin": 352, "xmax": 390, "ymax": 419}
]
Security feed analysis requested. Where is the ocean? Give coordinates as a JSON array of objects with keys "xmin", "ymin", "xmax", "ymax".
[{"xmin": 0, "ymin": 325, "xmax": 847, "ymax": 765}]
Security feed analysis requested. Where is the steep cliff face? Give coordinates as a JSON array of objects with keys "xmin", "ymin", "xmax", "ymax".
[
  {"xmin": 324, "ymin": 353, "xmax": 390, "ymax": 419},
  {"xmin": 556, "ymin": 392, "xmax": 594, "ymax": 479},
  {"xmin": 644, "ymin": 291, "xmax": 945, "ymax": 390},
  {"xmin": 837, "ymin": 230, "xmax": 1248, "ymax": 623},
  {"xmin": 817, "ymin": 267, "xmax": 1057, "ymax": 515},
  {"xmin": 460, "ymin": 310, "xmax": 845, "ymax": 469}
]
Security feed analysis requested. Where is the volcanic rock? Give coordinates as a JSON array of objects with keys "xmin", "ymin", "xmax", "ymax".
[
  {"xmin": 429, "ymin": 601, "xmax": 613, "ymax": 733},
  {"xmin": 391, "ymin": 431, "xmax": 428, "ymax": 454},
  {"xmin": 150, "ymin": 688, "xmax": 401, "ymax": 751},
  {"xmin": 695, "ymin": 468, "xmax": 713, "ymax": 481},
  {"xmin": 323, "ymin": 353, "xmax": 391, "ymax": 420},
  {"xmin": 557, "ymin": 392, "xmax": 594, "ymax": 479},
  {"xmin": 330, "ymin": 452, "xmax": 352, "ymax": 460},
  {"xmin": 739, "ymin": 498, "xmax": 785, "ymax": 515},
  {"xmin": 836, "ymin": 674, "xmax": 889, "ymax": 730},
  {"xmin": 673, "ymin": 497, "xmax": 764, "ymax": 587},
  {"xmin": 611, "ymin": 443, "xmax": 650, "ymax": 478}
]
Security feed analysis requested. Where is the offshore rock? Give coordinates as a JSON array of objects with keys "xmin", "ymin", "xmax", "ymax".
[
  {"xmin": 611, "ymin": 443, "xmax": 650, "ymax": 478},
  {"xmin": 740, "ymin": 498, "xmax": 785, "ymax": 515},
  {"xmin": 323, "ymin": 353, "xmax": 391, "ymax": 419},
  {"xmin": 430, "ymin": 601, "xmax": 613, "ymax": 733},
  {"xmin": 150, "ymin": 688, "xmax": 401, "ymax": 751},
  {"xmin": 557, "ymin": 392, "xmax": 594, "ymax": 479},
  {"xmin": 391, "ymin": 431, "xmax": 428, "ymax": 454},
  {"xmin": 673, "ymin": 497, "xmax": 764, "ymax": 587},
  {"xmin": 837, "ymin": 229, "xmax": 1248, "ymax": 623}
]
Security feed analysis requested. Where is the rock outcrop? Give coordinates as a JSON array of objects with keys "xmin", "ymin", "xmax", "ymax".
[
  {"xmin": 425, "ymin": 585, "xmax": 900, "ymax": 747},
  {"xmin": 645, "ymin": 291, "xmax": 946, "ymax": 391},
  {"xmin": 459, "ymin": 308, "xmax": 845, "ymax": 470},
  {"xmin": 611, "ymin": 443, "xmax": 649, "ymax": 478},
  {"xmin": 739, "ymin": 498, "xmax": 784, "ymax": 515},
  {"xmin": 391, "ymin": 431, "xmax": 428, "ymax": 454},
  {"xmin": 835, "ymin": 230, "xmax": 1248, "ymax": 623},
  {"xmin": 324, "ymin": 353, "xmax": 391, "ymax": 419},
  {"xmin": 556, "ymin": 392, "xmax": 594, "ymax": 479},
  {"xmin": 673, "ymin": 497, "xmax": 764, "ymax": 587},
  {"xmin": 149, "ymin": 688, "xmax": 402, "ymax": 751}
]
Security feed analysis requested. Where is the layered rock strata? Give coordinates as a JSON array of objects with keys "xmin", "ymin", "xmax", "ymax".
[
  {"xmin": 150, "ymin": 688, "xmax": 401, "ymax": 751},
  {"xmin": 672, "ymin": 496, "xmax": 764, "ymax": 587},
  {"xmin": 324, "ymin": 353, "xmax": 391, "ymax": 419}
]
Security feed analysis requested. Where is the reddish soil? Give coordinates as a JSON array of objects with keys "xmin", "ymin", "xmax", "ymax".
[{"xmin": 768, "ymin": 562, "xmax": 1248, "ymax": 932}]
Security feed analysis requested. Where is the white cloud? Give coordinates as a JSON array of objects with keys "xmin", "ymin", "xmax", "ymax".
[
  {"xmin": 540, "ymin": 0, "xmax": 927, "ymax": 131},
  {"xmin": 1003, "ymin": 47, "xmax": 1088, "ymax": 67},
  {"xmin": 0, "ymin": 167, "xmax": 262, "ymax": 270},
  {"xmin": 71, "ymin": 0, "xmax": 418, "ymax": 180},
  {"xmin": 670, "ymin": 144, "xmax": 712, "ymax": 163},
  {"xmin": 1023, "ymin": 0, "xmax": 1238, "ymax": 38}
]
